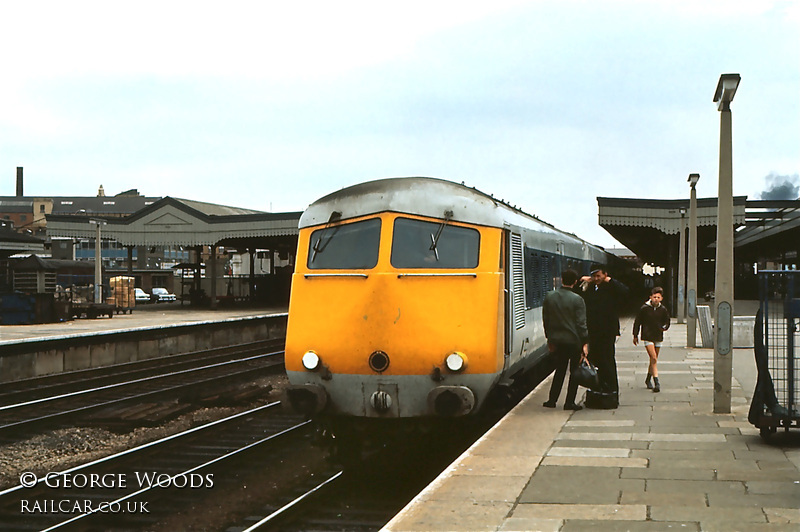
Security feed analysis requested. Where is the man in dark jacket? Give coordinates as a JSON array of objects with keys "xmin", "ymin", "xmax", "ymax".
[
  {"xmin": 580, "ymin": 266, "xmax": 629, "ymax": 402},
  {"xmin": 542, "ymin": 269, "xmax": 589, "ymax": 410}
]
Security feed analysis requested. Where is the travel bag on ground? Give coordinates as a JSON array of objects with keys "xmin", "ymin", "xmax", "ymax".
[{"xmin": 584, "ymin": 389, "xmax": 619, "ymax": 409}]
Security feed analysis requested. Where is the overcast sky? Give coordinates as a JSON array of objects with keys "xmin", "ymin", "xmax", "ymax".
[{"xmin": 1, "ymin": 1, "xmax": 797, "ymax": 248}]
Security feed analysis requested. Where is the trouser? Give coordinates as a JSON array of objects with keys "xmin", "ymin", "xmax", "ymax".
[
  {"xmin": 547, "ymin": 342, "xmax": 582, "ymax": 405},
  {"xmin": 588, "ymin": 334, "xmax": 619, "ymax": 394}
]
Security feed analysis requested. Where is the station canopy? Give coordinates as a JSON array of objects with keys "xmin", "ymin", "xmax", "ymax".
[
  {"xmin": 45, "ymin": 197, "xmax": 302, "ymax": 252},
  {"xmin": 598, "ymin": 196, "xmax": 747, "ymax": 266},
  {"xmin": 599, "ymin": 196, "xmax": 800, "ymax": 267}
]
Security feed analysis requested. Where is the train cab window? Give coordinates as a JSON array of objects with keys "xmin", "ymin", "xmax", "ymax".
[
  {"xmin": 391, "ymin": 217, "xmax": 479, "ymax": 269},
  {"xmin": 307, "ymin": 218, "xmax": 381, "ymax": 269}
]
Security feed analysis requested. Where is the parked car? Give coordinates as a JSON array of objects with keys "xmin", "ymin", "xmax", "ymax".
[
  {"xmin": 134, "ymin": 288, "xmax": 151, "ymax": 304},
  {"xmin": 151, "ymin": 287, "xmax": 177, "ymax": 303}
]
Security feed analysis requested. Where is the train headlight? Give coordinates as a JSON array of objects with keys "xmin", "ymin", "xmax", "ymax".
[
  {"xmin": 445, "ymin": 352, "xmax": 467, "ymax": 372},
  {"xmin": 302, "ymin": 351, "xmax": 321, "ymax": 371}
]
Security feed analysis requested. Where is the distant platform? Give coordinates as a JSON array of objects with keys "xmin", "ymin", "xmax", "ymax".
[{"xmin": 0, "ymin": 304, "xmax": 289, "ymax": 346}]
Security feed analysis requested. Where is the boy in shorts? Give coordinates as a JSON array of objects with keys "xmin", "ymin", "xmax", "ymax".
[{"xmin": 633, "ymin": 287, "xmax": 671, "ymax": 392}]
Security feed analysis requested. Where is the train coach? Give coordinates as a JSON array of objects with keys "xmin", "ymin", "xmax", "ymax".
[{"xmin": 285, "ymin": 177, "xmax": 618, "ymax": 439}]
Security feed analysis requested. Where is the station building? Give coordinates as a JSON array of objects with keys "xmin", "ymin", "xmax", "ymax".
[{"xmin": 1, "ymin": 168, "xmax": 301, "ymax": 307}]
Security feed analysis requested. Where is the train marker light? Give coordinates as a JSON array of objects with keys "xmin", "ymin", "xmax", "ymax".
[
  {"xmin": 368, "ymin": 350, "xmax": 390, "ymax": 373},
  {"xmin": 445, "ymin": 352, "xmax": 467, "ymax": 372},
  {"xmin": 302, "ymin": 351, "xmax": 321, "ymax": 371}
]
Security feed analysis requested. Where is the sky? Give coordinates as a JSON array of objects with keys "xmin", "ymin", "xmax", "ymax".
[{"xmin": 0, "ymin": 0, "xmax": 797, "ymax": 248}]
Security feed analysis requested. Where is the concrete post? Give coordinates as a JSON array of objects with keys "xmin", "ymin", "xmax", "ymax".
[
  {"xmin": 677, "ymin": 210, "xmax": 687, "ymax": 324},
  {"xmin": 94, "ymin": 221, "xmax": 102, "ymax": 303},
  {"xmin": 126, "ymin": 246, "xmax": 134, "ymax": 277},
  {"xmin": 249, "ymin": 248, "xmax": 255, "ymax": 300},
  {"xmin": 210, "ymin": 244, "xmax": 218, "ymax": 310},
  {"xmin": 687, "ymin": 174, "xmax": 699, "ymax": 348},
  {"xmin": 90, "ymin": 220, "xmax": 106, "ymax": 303},
  {"xmin": 194, "ymin": 246, "xmax": 203, "ymax": 296},
  {"xmin": 713, "ymin": 74, "xmax": 739, "ymax": 414}
]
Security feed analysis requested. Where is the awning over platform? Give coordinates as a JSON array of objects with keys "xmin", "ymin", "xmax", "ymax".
[{"xmin": 598, "ymin": 196, "xmax": 747, "ymax": 266}]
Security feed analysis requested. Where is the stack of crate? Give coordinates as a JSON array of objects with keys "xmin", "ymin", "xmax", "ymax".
[{"xmin": 109, "ymin": 276, "xmax": 135, "ymax": 312}]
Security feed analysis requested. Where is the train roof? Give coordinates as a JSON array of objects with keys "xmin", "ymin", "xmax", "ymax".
[{"xmin": 300, "ymin": 177, "xmax": 605, "ymax": 252}]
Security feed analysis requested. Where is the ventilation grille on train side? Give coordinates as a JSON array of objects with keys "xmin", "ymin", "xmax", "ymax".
[{"xmin": 510, "ymin": 233, "xmax": 526, "ymax": 330}]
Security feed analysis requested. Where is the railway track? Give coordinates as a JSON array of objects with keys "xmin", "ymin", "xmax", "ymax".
[
  {"xmin": 231, "ymin": 358, "xmax": 558, "ymax": 532},
  {"xmin": 0, "ymin": 401, "xmax": 314, "ymax": 531},
  {"xmin": 1, "ymin": 340, "xmax": 557, "ymax": 531},
  {"xmin": 238, "ymin": 467, "xmax": 416, "ymax": 532},
  {"xmin": 0, "ymin": 339, "xmax": 283, "ymax": 404},
  {"xmin": 0, "ymin": 339, "xmax": 285, "ymax": 442}
]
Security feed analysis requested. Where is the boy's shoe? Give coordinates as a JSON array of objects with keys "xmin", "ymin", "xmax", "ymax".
[
  {"xmin": 543, "ymin": 401, "xmax": 556, "ymax": 408},
  {"xmin": 564, "ymin": 403, "xmax": 583, "ymax": 411}
]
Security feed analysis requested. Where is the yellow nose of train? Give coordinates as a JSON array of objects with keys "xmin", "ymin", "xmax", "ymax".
[{"xmin": 285, "ymin": 209, "xmax": 505, "ymax": 418}]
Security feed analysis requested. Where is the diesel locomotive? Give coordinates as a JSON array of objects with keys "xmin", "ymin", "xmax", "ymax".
[{"xmin": 285, "ymin": 177, "xmax": 615, "ymax": 440}]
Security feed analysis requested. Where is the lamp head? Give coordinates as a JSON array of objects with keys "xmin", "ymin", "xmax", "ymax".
[
  {"xmin": 688, "ymin": 173, "xmax": 700, "ymax": 188},
  {"xmin": 713, "ymin": 73, "xmax": 741, "ymax": 110}
]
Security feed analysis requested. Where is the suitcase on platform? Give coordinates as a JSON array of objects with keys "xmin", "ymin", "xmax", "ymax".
[{"xmin": 585, "ymin": 390, "xmax": 618, "ymax": 409}]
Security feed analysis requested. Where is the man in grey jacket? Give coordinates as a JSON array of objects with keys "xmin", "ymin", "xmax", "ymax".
[{"xmin": 542, "ymin": 269, "xmax": 589, "ymax": 410}]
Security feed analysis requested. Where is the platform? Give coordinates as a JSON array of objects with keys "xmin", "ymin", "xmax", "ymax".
[
  {"xmin": 384, "ymin": 319, "xmax": 800, "ymax": 531},
  {"xmin": 0, "ymin": 305, "xmax": 289, "ymax": 382},
  {"xmin": 0, "ymin": 304, "xmax": 288, "ymax": 346}
]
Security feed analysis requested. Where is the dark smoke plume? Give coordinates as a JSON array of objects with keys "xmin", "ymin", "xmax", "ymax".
[{"xmin": 758, "ymin": 173, "xmax": 799, "ymax": 200}]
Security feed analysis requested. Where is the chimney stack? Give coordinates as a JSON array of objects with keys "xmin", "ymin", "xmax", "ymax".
[{"xmin": 16, "ymin": 167, "xmax": 23, "ymax": 197}]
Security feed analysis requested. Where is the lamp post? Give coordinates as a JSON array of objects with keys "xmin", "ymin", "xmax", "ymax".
[
  {"xmin": 712, "ymin": 73, "xmax": 740, "ymax": 414},
  {"xmin": 677, "ymin": 207, "xmax": 687, "ymax": 324},
  {"xmin": 89, "ymin": 219, "xmax": 107, "ymax": 304},
  {"xmin": 687, "ymin": 173, "xmax": 700, "ymax": 348}
]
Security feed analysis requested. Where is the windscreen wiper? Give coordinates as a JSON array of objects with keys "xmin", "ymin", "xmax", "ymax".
[
  {"xmin": 311, "ymin": 211, "xmax": 342, "ymax": 262},
  {"xmin": 428, "ymin": 210, "xmax": 454, "ymax": 261}
]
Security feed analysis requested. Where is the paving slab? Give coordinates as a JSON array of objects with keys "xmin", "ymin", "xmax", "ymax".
[
  {"xmin": 497, "ymin": 517, "xmax": 562, "ymax": 532},
  {"xmin": 561, "ymin": 521, "xmax": 699, "ymax": 531},
  {"xmin": 519, "ymin": 466, "xmax": 644, "ymax": 505},
  {"xmin": 644, "ymin": 479, "xmax": 747, "ymax": 495},
  {"xmin": 650, "ymin": 505, "xmax": 767, "ymax": 523},
  {"xmin": 621, "ymin": 467, "xmax": 715, "ymax": 481},
  {"xmin": 620, "ymin": 490, "xmax": 708, "ymax": 507},
  {"xmin": 540, "ymin": 456, "xmax": 649, "ymax": 468},
  {"xmin": 553, "ymin": 439, "xmax": 651, "ymax": 450},
  {"xmin": 512, "ymin": 503, "xmax": 647, "ymax": 520}
]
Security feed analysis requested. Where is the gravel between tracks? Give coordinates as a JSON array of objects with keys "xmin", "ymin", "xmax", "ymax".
[{"xmin": 0, "ymin": 374, "xmax": 289, "ymax": 490}]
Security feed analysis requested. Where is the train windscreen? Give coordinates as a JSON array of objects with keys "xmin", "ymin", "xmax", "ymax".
[
  {"xmin": 391, "ymin": 217, "xmax": 480, "ymax": 269},
  {"xmin": 307, "ymin": 218, "xmax": 381, "ymax": 269}
]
